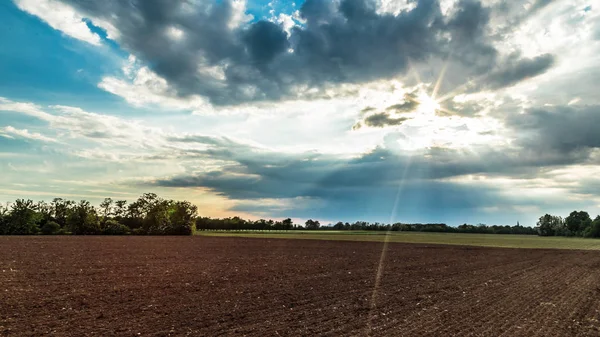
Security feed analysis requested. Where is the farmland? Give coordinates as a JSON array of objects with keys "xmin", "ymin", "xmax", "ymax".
[
  {"xmin": 199, "ymin": 230, "xmax": 600, "ymax": 250},
  {"xmin": 2, "ymin": 236, "xmax": 600, "ymax": 336}
]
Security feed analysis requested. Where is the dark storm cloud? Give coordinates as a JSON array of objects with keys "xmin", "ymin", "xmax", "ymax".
[
  {"xmin": 54, "ymin": 0, "xmax": 552, "ymax": 105},
  {"xmin": 506, "ymin": 105, "xmax": 600, "ymax": 155},
  {"xmin": 485, "ymin": 54, "xmax": 555, "ymax": 89},
  {"xmin": 445, "ymin": 0, "xmax": 498, "ymax": 73},
  {"xmin": 243, "ymin": 21, "xmax": 289, "ymax": 65}
]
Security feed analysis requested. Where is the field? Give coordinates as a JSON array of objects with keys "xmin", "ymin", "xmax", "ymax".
[
  {"xmin": 2, "ymin": 236, "xmax": 600, "ymax": 336},
  {"xmin": 199, "ymin": 230, "xmax": 600, "ymax": 250}
]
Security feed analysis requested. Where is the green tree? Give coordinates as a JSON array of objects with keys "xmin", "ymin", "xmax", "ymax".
[
  {"xmin": 305, "ymin": 219, "xmax": 320, "ymax": 230},
  {"xmin": 6, "ymin": 199, "xmax": 40, "ymax": 235},
  {"xmin": 536, "ymin": 214, "xmax": 563, "ymax": 236},
  {"xmin": 165, "ymin": 201, "xmax": 197, "ymax": 235},
  {"xmin": 583, "ymin": 216, "xmax": 600, "ymax": 238},
  {"xmin": 67, "ymin": 200, "xmax": 100, "ymax": 235},
  {"xmin": 51, "ymin": 198, "xmax": 74, "ymax": 228},
  {"xmin": 282, "ymin": 218, "xmax": 294, "ymax": 230},
  {"xmin": 143, "ymin": 199, "xmax": 172, "ymax": 235},
  {"xmin": 565, "ymin": 211, "xmax": 592, "ymax": 235},
  {"xmin": 99, "ymin": 198, "xmax": 114, "ymax": 224},
  {"xmin": 0, "ymin": 203, "xmax": 10, "ymax": 235},
  {"xmin": 113, "ymin": 200, "xmax": 128, "ymax": 221}
]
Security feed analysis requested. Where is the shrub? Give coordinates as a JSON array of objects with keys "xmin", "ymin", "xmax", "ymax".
[
  {"xmin": 102, "ymin": 220, "xmax": 130, "ymax": 235},
  {"xmin": 41, "ymin": 221, "xmax": 61, "ymax": 235},
  {"xmin": 56, "ymin": 228, "xmax": 69, "ymax": 235},
  {"xmin": 131, "ymin": 228, "xmax": 146, "ymax": 235}
]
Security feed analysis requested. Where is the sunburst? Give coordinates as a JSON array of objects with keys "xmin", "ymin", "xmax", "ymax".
[{"xmin": 417, "ymin": 92, "xmax": 441, "ymax": 116}]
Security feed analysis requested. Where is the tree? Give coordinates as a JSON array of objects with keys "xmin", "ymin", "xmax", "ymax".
[
  {"xmin": 99, "ymin": 198, "xmax": 114, "ymax": 223},
  {"xmin": 143, "ymin": 199, "xmax": 172, "ymax": 235},
  {"xmin": 305, "ymin": 219, "xmax": 320, "ymax": 230},
  {"xmin": 0, "ymin": 203, "xmax": 10, "ymax": 235},
  {"xmin": 68, "ymin": 200, "xmax": 100, "ymax": 235},
  {"xmin": 6, "ymin": 199, "xmax": 40, "ymax": 235},
  {"xmin": 167, "ymin": 201, "xmax": 198, "ymax": 235},
  {"xmin": 113, "ymin": 200, "xmax": 128, "ymax": 221},
  {"xmin": 333, "ymin": 221, "xmax": 345, "ymax": 230},
  {"xmin": 536, "ymin": 214, "xmax": 564, "ymax": 236},
  {"xmin": 584, "ymin": 216, "xmax": 600, "ymax": 238},
  {"xmin": 282, "ymin": 218, "xmax": 293, "ymax": 230},
  {"xmin": 51, "ymin": 198, "xmax": 73, "ymax": 228},
  {"xmin": 565, "ymin": 211, "xmax": 592, "ymax": 235}
]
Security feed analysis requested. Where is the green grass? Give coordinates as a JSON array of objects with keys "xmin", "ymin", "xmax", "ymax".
[{"xmin": 197, "ymin": 230, "xmax": 600, "ymax": 250}]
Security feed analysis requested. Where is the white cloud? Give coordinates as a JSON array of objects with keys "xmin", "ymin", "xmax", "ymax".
[
  {"xmin": 98, "ymin": 62, "xmax": 211, "ymax": 112},
  {"xmin": 0, "ymin": 97, "xmax": 164, "ymax": 148},
  {"xmin": 228, "ymin": 0, "xmax": 253, "ymax": 30},
  {"xmin": 0, "ymin": 126, "xmax": 57, "ymax": 143},
  {"xmin": 14, "ymin": 0, "xmax": 102, "ymax": 45},
  {"xmin": 0, "ymin": 97, "xmax": 50, "ymax": 119}
]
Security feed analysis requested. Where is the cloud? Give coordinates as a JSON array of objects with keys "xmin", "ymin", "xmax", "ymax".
[
  {"xmin": 14, "ymin": 0, "xmax": 102, "ymax": 45},
  {"xmin": 0, "ymin": 126, "xmax": 57, "ymax": 143},
  {"xmin": 0, "ymin": 97, "xmax": 163, "ymax": 149},
  {"xmin": 150, "ymin": 129, "xmax": 587, "ymax": 200},
  {"xmin": 148, "ymin": 130, "xmax": 598, "ymax": 223},
  {"xmin": 23, "ymin": 0, "xmax": 549, "ymax": 107},
  {"xmin": 97, "ymin": 62, "xmax": 210, "ymax": 111},
  {"xmin": 485, "ymin": 53, "xmax": 555, "ymax": 89},
  {"xmin": 358, "ymin": 112, "xmax": 410, "ymax": 128},
  {"xmin": 387, "ymin": 101, "xmax": 420, "ymax": 114},
  {"xmin": 506, "ymin": 104, "xmax": 600, "ymax": 155}
]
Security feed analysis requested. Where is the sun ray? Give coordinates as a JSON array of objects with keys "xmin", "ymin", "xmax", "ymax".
[
  {"xmin": 366, "ymin": 153, "xmax": 415, "ymax": 335},
  {"xmin": 406, "ymin": 57, "xmax": 423, "ymax": 85},
  {"xmin": 431, "ymin": 59, "xmax": 450, "ymax": 100}
]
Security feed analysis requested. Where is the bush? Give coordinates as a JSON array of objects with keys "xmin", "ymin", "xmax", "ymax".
[
  {"xmin": 41, "ymin": 221, "xmax": 61, "ymax": 235},
  {"xmin": 56, "ymin": 228, "xmax": 69, "ymax": 235},
  {"xmin": 102, "ymin": 220, "xmax": 130, "ymax": 235},
  {"xmin": 131, "ymin": 228, "xmax": 146, "ymax": 235}
]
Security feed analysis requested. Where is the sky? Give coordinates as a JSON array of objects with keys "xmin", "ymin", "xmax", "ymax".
[{"xmin": 0, "ymin": 0, "xmax": 599, "ymax": 226}]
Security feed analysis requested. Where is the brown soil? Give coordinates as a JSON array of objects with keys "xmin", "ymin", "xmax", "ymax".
[{"xmin": 1, "ymin": 236, "xmax": 600, "ymax": 336}]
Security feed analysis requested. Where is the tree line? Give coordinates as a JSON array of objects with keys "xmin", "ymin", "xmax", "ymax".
[
  {"xmin": 2, "ymin": 193, "xmax": 596, "ymax": 238},
  {"xmin": 536, "ymin": 211, "xmax": 600, "ymax": 237},
  {"xmin": 197, "ymin": 217, "xmax": 537, "ymax": 235},
  {"xmin": 0, "ymin": 193, "xmax": 197, "ymax": 235}
]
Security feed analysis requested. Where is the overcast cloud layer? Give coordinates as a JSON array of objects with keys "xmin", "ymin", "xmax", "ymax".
[{"xmin": 1, "ymin": 0, "xmax": 599, "ymax": 225}]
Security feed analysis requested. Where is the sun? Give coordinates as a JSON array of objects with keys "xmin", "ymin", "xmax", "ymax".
[{"xmin": 417, "ymin": 92, "xmax": 441, "ymax": 116}]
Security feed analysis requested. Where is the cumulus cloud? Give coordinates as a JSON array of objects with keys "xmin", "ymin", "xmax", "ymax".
[{"xmin": 20, "ymin": 0, "xmax": 556, "ymax": 106}]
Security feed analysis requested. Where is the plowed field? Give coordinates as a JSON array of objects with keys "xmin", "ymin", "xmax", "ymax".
[{"xmin": 2, "ymin": 236, "xmax": 600, "ymax": 336}]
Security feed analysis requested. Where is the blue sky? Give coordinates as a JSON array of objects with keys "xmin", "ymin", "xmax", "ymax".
[{"xmin": 1, "ymin": 0, "xmax": 599, "ymax": 226}]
